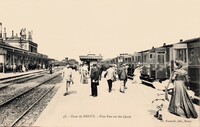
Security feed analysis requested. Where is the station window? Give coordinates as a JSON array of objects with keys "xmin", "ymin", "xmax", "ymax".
[
  {"xmin": 135, "ymin": 56, "xmax": 138, "ymax": 62},
  {"xmin": 157, "ymin": 54, "xmax": 164, "ymax": 64},
  {"xmin": 150, "ymin": 54, "xmax": 153, "ymax": 59},
  {"xmin": 188, "ymin": 47, "xmax": 200, "ymax": 65},
  {"xmin": 175, "ymin": 49, "xmax": 187, "ymax": 62},
  {"xmin": 143, "ymin": 54, "xmax": 147, "ymax": 63}
]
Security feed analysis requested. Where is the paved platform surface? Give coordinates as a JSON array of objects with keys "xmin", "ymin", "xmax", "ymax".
[
  {"xmin": 34, "ymin": 71, "xmax": 200, "ymax": 127},
  {"xmin": 0, "ymin": 69, "xmax": 45, "ymax": 80}
]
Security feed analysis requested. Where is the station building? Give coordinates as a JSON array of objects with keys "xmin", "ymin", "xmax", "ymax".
[
  {"xmin": 79, "ymin": 54, "xmax": 103, "ymax": 71},
  {"xmin": 0, "ymin": 23, "xmax": 50, "ymax": 73}
]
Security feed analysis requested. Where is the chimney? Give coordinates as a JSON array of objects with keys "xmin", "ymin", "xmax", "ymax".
[
  {"xmin": 0, "ymin": 23, "xmax": 2, "ymax": 38},
  {"xmin": 20, "ymin": 28, "xmax": 26, "ymax": 39},
  {"xmin": 3, "ymin": 27, "xmax": 7, "ymax": 40},
  {"xmin": 24, "ymin": 28, "xmax": 26, "ymax": 40},
  {"xmin": 163, "ymin": 43, "xmax": 166, "ymax": 47},
  {"xmin": 28, "ymin": 31, "xmax": 32, "ymax": 41}
]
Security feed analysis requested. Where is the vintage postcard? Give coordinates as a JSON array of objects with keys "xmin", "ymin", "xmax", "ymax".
[{"xmin": 0, "ymin": 0, "xmax": 199, "ymax": 127}]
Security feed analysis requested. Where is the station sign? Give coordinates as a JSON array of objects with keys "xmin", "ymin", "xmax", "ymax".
[{"xmin": 173, "ymin": 43, "xmax": 187, "ymax": 49}]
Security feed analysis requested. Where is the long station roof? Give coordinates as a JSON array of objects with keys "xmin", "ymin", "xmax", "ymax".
[{"xmin": 0, "ymin": 42, "xmax": 48, "ymax": 60}]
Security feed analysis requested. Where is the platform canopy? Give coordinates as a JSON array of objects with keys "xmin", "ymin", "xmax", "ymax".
[{"xmin": 79, "ymin": 54, "xmax": 103, "ymax": 61}]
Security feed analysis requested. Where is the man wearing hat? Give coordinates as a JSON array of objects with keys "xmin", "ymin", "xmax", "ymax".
[
  {"xmin": 63, "ymin": 64, "xmax": 73, "ymax": 95},
  {"xmin": 118, "ymin": 63, "xmax": 128, "ymax": 93},
  {"xmin": 104, "ymin": 64, "xmax": 116, "ymax": 92},
  {"xmin": 90, "ymin": 64, "xmax": 100, "ymax": 97}
]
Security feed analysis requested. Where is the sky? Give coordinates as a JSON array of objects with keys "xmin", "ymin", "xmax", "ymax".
[{"xmin": 0, "ymin": 0, "xmax": 200, "ymax": 62}]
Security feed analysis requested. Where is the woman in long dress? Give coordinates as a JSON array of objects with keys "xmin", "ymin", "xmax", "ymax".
[
  {"xmin": 132, "ymin": 65, "xmax": 142, "ymax": 84},
  {"xmin": 81, "ymin": 64, "xmax": 88, "ymax": 84},
  {"xmin": 168, "ymin": 60, "xmax": 198, "ymax": 118}
]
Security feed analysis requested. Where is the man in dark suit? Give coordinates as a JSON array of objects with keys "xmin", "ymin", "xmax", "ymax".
[
  {"xmin": 118, "ymin": 63, "xmax": 128, "ymax": 93},
  {"xmin": 90, "ymin": 64, "xmax": 100, "ymax": 97}
]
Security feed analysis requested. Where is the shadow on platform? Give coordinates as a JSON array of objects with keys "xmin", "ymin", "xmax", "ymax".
[{"xmin": 63, "ymin": 91, "xmax": 77, "ymax": 96}]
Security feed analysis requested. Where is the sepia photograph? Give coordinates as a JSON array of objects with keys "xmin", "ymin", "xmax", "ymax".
[{"xmin": 0, "ymin": 0, "xmax": 199, "ymax": 127}]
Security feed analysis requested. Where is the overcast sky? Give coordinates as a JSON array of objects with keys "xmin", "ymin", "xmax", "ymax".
[{"xmin": 0, "ymin": 0, "xmax": 200, "ymax": 61}]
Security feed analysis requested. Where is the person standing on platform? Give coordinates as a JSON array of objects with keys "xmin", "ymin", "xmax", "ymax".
[
  {"xmin": 43, "ymin": 64, "xmax": 45, "ymax": 70},
  {"xmin": 166, "ymin": 60, "xmax": 198, "ymax": 118},
  {"xmin": 79, "ymin": 64, "xmax": 83, "ymax": 82},
  {"xmin": 49, "ymin": 64, "xmax": 53, "ymax": 74},
  {"xmin": 13, "ymin": 64, "xmax": 16, "ymax": 73},
  {"xmin": 90, "ymin": 64, "xmax": 100, "ymax": 97},
  {"xmin": 63, "ymin": 64, "xmax": 73, "ymax": 95},
  {"xmin": 98, "ymin": 64, "xmax": 103, "ymax": 81},
  {"xmin": 22, "ymin": 64, "xmax": 26, "ymax": 72},
  {"xmin": 132, "ymin": 63, "xmax": 142, "ymax": 84},
  {"xmin": 81, "ymin": 63, "xmax": 88, "ymax": 84},
  {"xmin": 118, "ymin": 63, "xmax": 128, "ymax": 93},
  {"xmin": 124, "ymin": 64, "xmax": 128, "ymax": 89},
  {"xmin": 104, "ymin": 64, "xmax": 116, "ymax": 92}
]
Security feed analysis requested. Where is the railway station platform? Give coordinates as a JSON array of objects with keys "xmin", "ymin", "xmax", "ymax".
[
  {"xmin": 34, "ymin": 71, "xmax": 200, "ymax": 127},
  {"xmin": 0, "ymin": 69, "xmax": 46, "ymax": 80}
]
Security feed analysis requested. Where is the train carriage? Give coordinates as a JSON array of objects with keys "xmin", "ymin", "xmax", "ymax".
[
  {"xmin": 184, "ymin": 38, "xmax": 200, "ymax": 96},
  {"xmin": 99, "ymin": 37, "xmax": 199, "ymax": 97},
  {"xmin": 140, "ymin": 42, "xmax": 188, "ymax": 84},
  {"xmin": 140, "ymin": 50, "xmax": 151, "ymax": 82},
  {"xmin": 140, "ymin": 46, "xmax": 167, "ymax": 83},
  {"xmin": 154, "ymin": 47, "xmax": 167, "ymax": 80}
]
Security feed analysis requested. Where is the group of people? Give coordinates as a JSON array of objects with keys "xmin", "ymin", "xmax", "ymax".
[
  {"xmin": 90, "ymin": 63, "xmax": 130, "ymax": 96},
  {"xmin": 63, "ymin": 62, "xmax": 141, "ymax": 97},
  {"xmin": 104, "ymin": 63, "xmax": 143, "ymax": 93},
  {"xmin": 62, "ymin": 60, "xmax": 198, "ymax": 119},
  {"xmin": 9, "ymin": 64, "xmax": 26, "ymax": 73}
]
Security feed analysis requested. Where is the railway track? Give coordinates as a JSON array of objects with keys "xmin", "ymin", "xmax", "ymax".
[
  {"xmin": 0, "ymin": 72, "xmax": 63, "ymax": 126},
  {"xmin": 0, "ymin": 72, "xmax": 47, "ymax": 90},
  {"xmin": 0, "ymin": 70, "xmax": 47, "ymax": 86},
  {"xmin": 0, "ymin": 70, "xmax": 45, "ymax": 81},
  {"xmin": 0, "ymin": 67, "xmax": 63, "ymax": 84},
  {"xmin": 0, "ymin": 67, "xmax": 62, "ymax": 90},
  {"xmin": 0, "ymin": 68, "xmax": 63, "ymax": 104}
]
